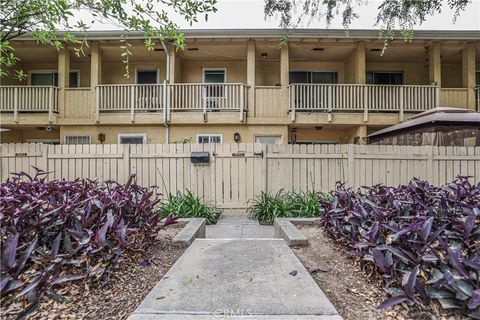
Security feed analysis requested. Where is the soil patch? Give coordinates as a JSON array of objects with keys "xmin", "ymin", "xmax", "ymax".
[
  {"xmin": 292, "ymin": 225, "xmax": 436, "ymax": 320},
  {"xmin": 2, "ymin": 225, "xmax": 184, "ymax": 320}
]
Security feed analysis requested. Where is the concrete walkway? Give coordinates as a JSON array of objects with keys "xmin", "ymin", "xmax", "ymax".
[
  {"xmin": 206, "ymin": 210, "xmax": 274, "ymax": 239},
  {"xmin": 129, "ymin": 211, "xmax": 341, "ymax": 320}
]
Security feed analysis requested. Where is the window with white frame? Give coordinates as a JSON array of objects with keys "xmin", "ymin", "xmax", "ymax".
[
  {"xmin": 196, "ymin": 134, "xmax": 223, "ymax": 144},
  {"xmin": 64, "ymin": 135, "xmax": 91, "ymax": 144},
  {"xmin": 118, "ymin": 134, "xmax": 147, "ymax": 144},
  {"xmin": 255, "ymin": 136, "xmax": 281, "ymax": 144}
]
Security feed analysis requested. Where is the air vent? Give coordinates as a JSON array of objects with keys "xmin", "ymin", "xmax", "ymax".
[
  {"xmin": 312, "ymin": 47, "xmax": 324, "ymax": 51},
  {"xmin": 187, "ymin": 47, "xmax": 199, "ymax": 51},
  {"xmin": 153, "ymin": 48, "xmax": 164, "ymax": 52},
  {"xmin": 370, "ymin": 48, "xmax": 382, "ymax": 52}
]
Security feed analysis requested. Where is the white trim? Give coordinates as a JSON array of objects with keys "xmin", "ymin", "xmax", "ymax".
[
  {"xmin": 196, "ymin": 134, "xmax": 223, "ymax": 143},
  {"xmin": 28, "ymin": 69, "xmax": 80, "ymax": 87},
  {"xmin": 25, "ymin": 139, "xmax": 60, "ymax": 144},
  {"xmin": 118, "ymin": 133, "xmax": 147, "ymax": 144},
  {"xmin": 135, "ymin": 68, "xmax": 160, "ymax": 84},
  {"xmin": 64, "ymin": 135, "xmax": 91, "ymax": 144},
  {"xmin": 254, "ymin": 135, "xmax": 282, "ymax": 144},
  {"xmin": 202, "ymin": 68, "xmax": 227, "ymax": 83}
]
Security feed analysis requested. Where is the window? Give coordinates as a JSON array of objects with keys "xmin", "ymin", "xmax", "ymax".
[
  {"xmin": 366, "ymin": 71, "xmax": 403, "ymax": 85},
  {"xmin": 289, "ymin": 71, "xmax": 338, "ymax": 84},
  {"xmin": 118, "ymin": 134, "xmax": 147, "ymax": 144},
  {"xmin": 136, "ymin": 70, "xmax": 159, "ymax": 84},
  {"xmin": 25, "ymin": 139, "xmax": 60, "ymax": 145},
  {"xmin": 64, "ymin": 135, "xmax": 91, "ymax": 144},
  {"xmin": 196, "ymin": 134, "xmax": 223, "ymax": 144},
  {"xmin": 30, "ymin": 71, "xmax": 80, "ymax": 87},
  {"xmin": 255, "ymin": 136, "xmax": 281, "ymax": 144}
]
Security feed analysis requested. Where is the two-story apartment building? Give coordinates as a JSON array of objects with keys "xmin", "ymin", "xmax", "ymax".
[{"xmin": 1, "ymin": 29, "xmax": 479, "ymax": 145}]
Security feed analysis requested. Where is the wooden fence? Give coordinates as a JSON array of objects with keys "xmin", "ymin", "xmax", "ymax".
[{"xmin": 1, "ymin": 143, "xmax": 479, "ymax": 208}]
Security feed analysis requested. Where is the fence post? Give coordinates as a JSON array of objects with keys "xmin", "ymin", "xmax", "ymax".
[
  {"xmin": 123, "ymin": 144, "xmax": 131, "ymax": 183},
  {"xmin": 426, "ymin": 146, "xmax": 434, "ymax": 184},
  {"xmin": 41, "ymin": 144, "xmax": 49, "ymax": 175},
  {"xmin": 262, "ymin": 144, "xmax": 268, "ymax": 193},
  {"xmin": 348, "ymin": 144, "xmax": 355, "ymax": 189}
]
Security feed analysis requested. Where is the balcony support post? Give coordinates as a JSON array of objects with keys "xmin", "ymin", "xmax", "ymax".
[
  {"xmin": 247, "ymin": 40, "xmax": 255, "ymax": 119},
  {"xmin": 130, "ymin": 86, "xmax": 135, "ymax": 123},
  {"xmin": 58, "ymin": 47, "xmax": 70, "ymax": 118},
  {"xmin": 462, "ymin": 43, "xmax": 476, "ymax": 110},
  {"xmin": 290, "ymin": 86, "xmax": 296, "ymax": 122},
  {"xmin": 13, "ymin": 87, "xmax": 18, "ymax": 123},
  {"xmin": 48, "ymin": 86, "xmax": 54, "ymax": 123},
  {"xmin": 91, "ymin": 42, "xmax": 102, "ymax": 122},
  {"xmin": 202, "ymin": 85, "xmax": 207, "ymax": 122},
  {"xmin": 363, "ymin": 86, "xmax": 368, "ymax": 122},
  {"xmin": 399, "ymin": 86, "xmax": 404, "ymax": 122},
  {"xmin": 327, "ymin": 86, "xmax": 332, "ymax": 122},
  {"xmin": 428, "ymin": 42, "xmax": 441, "ymax": 88},
  {"xmin": 280, "ymin": 44, "xmax": 290, "ymax": 121},
  {"xmin": 240, "ymin": 85, "xmax": 245, "ymax": 122}
]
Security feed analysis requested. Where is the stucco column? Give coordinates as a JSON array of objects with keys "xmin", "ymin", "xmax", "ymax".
[
  {"xmin": 247, "ymin": 40, "xmax": 256, "ymax": 115},
  {"xmin": 169, "ymin": 48, "xmax": 181, "ymax": 83},
  {"xmin": 280, "ymin": 43, "xmax": 289, "ymax": 117},
  {"xmin": 354, "ymin": 42, "xmax": 366, "ymax": 84},
  {"xmin": 428, "ymin": 42, "xmax": 441, "ymax": 86},
  {"xmin": 57, "ymin": 47, "xmax": 70, "ymax": 118},
  {"xmin": 351, "ymin": 125, "xmax": 367, "ymax": 144},
  {"xmin": 462, "ymin": 43, "xmax": 476, "ymax": 110},
  {"xmin": 91, "ymin": 42, "xmax": 102, "ymax": 121}
]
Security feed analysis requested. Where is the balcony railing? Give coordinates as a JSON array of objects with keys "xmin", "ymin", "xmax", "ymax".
[
  {"xmin": 289, "ymin": 84, "xmax": 438, "ymax": 121},
  {"xmin": 475, "ymin": 87, "xmax": 480, "ymax": 111},
  {"xmin": 96, "ymin": 84, "xmax": 164, "ymax": 121},
  {"xmin": 169, "ymin": 83, "xmax": 248, "ymax": 121},
  {"xmin": 0, "ymin": 86, "xmax": 58, "ymax": 122}
]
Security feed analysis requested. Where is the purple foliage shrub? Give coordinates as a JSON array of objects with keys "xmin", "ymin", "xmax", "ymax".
[
  {"xmin": 0, "ymin": 167, "xmax": 176, "ymax": 311},
  {"xmin": 319, "ymin": 176, "xmax": 479, "ymax": 318}
]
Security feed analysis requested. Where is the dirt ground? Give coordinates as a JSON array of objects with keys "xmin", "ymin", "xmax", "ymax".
[
  {"xmin": 292, "ymin": 225, "xmax": 435, "ymax": 320},
  {"xmin": 2, "ymin": 225, "xmax": 184, "ymax": 320}
]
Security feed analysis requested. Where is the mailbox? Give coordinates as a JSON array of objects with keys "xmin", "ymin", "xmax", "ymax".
[{"xmin": 190, "ymin": 151, "xmax": 210, "ymax": 164}]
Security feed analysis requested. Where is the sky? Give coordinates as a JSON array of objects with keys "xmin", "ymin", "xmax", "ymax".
[{"xmin": 84, "ymin": 0, "xmax": 480, "ymax": 31}]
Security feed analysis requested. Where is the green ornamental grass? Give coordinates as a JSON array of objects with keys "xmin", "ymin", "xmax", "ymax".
[
  {"xmin": 158, "ymin": 190, "xmax": 222, "ymax": 225},
  {"xmin": 247, "ymin": 190, "xmax": 331, "ymax": 224}
]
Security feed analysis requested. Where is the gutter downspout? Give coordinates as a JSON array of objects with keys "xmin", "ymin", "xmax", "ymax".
[{"xmin": 161, "ymin": 40, "xmax": 170, "ymax": 144}]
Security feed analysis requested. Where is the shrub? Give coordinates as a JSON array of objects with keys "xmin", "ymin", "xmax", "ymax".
[
  {"xmin": 319, "ymin": 177, "xmax": 480, "ymax": 318},
  {"xmin": 247, "ymin": 190, "xmax": 329, "ymax": 224},
  {"xmin": 158, "ymin": 190, "xmax": 221, "ymax": 225},
  {"xmin": 0, "ymin": 168, "xmax": 177, "ymax": 315}
]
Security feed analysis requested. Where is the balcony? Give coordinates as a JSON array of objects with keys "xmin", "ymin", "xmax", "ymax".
[
  {"xmin": 0, "ymin": 86, "xmax": 58, "ymax": 122},
  {"xmin": 288, "ymin": 84, "xmax": 438, "ymax": 122}
]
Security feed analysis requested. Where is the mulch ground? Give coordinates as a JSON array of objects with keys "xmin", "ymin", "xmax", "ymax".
[
  {"xmin": 2, "ymin": 225, "xmax": 184, "ymax": 320},
  {"xmin": 292, "ymin": 224, "xmax": 467, "ymax": 320}
]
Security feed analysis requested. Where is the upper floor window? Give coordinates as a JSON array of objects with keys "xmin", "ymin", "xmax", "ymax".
[
  {"xmin": 30, "ymin": 71, "xmax": 79, "ymax": 87},
  {"xmin": 289, "ymin": 71, "xmax": 338, "ymax": 84},
  {"xmin": 197, "ymin": 134, "xmax": 223, "ymax": 144},
  {"xmin": 136, "ymin": 70, "xmax": 159, "ymax": 84},
  {"xmin": 203, "ymin": 69, "xmax": 226, "ymax": 98},
  {"xmin": 255, "ymin": 136, "xmax": 281, "ymax": 144},
  {"xmin": 118, "ymin": 134, "xmax": 147, "ymax": 144},
  {"xmin": 366, "ymin": 71, "xmax": 403, "ymax": 85}
]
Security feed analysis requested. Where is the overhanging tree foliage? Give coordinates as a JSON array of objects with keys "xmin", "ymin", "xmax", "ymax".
[
  {"xmin": 0, "ymin": 0, "xmax": 217, "ymax": 79},
  {"xmin": 264, "ymin": 0, "xmax": 471, "ymax": 44}
]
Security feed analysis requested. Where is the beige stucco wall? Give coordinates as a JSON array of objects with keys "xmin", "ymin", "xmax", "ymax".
[
  {"xmin": 180, "ymin": 61, "xmax": 246, "ymax": 83},
  {"xmin": 256, "ymin": 61, "xmax": 280, "ymax": 86},
  {"xmin": 169, "ymin": 124, "xmax": 288, "ymax": 144},
  {"xmin": 442, "ymin": 63, "xmax": 463, "ymax": 88},
  {"xmin": 60, "ymin": 125, "xmax": 167, "ymax": 144},
  {"xmin": 0, "ymin": 127, "xmax": 60, "ymax": 143},
  {"xmin": 365, "ymin": 63, "xmax": 429, "ymax": 85}
]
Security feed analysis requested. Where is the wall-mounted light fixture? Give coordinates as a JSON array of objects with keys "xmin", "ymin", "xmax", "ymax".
[
  {"xmin": 98, "ymin": 133, "xmax": 106, "ymax": 144},
  {"xmin": 233, "ymin": 132, "xmax": 241, "ymax": 142}
]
